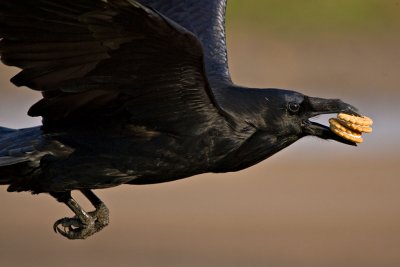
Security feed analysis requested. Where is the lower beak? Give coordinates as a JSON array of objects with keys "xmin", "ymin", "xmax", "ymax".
[{"xmin": 302, "ymin": 97, "xmax": 360, "ymax": 146}]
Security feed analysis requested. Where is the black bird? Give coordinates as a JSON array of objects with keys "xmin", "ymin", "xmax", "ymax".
[{"xmin": 0, "ymin": 0, "xmax": 360, "ymax": 239}]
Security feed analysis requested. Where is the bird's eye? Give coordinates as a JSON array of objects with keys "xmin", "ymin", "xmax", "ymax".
[{"xmin": 288, "ymin": 102, "xmax": 300, "ymax": 113}]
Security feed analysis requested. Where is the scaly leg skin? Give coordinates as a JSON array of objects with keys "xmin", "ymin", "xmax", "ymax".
[{"xmin": 51, "ymin": 190, "xmax": 109, "ymax": 240}]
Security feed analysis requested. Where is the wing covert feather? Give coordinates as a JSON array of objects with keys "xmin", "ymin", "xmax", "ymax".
[
  {"xmin": 137, "ymin": 0, "xmax": 231, "ymax": 83},
  {"xmin": 0, "ymin": 0, "xmax": 228, "ymax": 133}
]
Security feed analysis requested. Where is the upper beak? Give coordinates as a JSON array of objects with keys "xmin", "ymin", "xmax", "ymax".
[
  {"xmin": 302, "ymin": 97, "xmax": 360, "ymax": 146},
  {"xmin": 307, "ymin": 97, "xmax": 360, "ymax": 117}
]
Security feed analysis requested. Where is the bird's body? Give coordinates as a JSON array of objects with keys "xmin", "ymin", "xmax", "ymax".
[
  {"xmin": 0, "ymin": 0, "xmax": 361, "ymax": 239},
  {"xmin": 0, "ymin": 88, "xmax": 305, "ymax": 191}
]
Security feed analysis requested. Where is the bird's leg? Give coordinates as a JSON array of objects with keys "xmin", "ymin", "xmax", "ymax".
[
  {"xmin": 51, "ymin": 190, "xmax": 109, "ymax": 240},
  {"xmin": 80, "ymin": 189, "xmax": 109, "ymax": 232}
]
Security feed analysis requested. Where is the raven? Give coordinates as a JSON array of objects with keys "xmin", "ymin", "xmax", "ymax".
[{"xmin": 0, "ymin": 0, "xmax": 360, "ymax": 239}]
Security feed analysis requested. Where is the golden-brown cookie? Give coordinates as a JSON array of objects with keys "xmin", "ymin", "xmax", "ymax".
[
  {"xmin": 329, "ymin": 118, "xmax": 364, "ymax": 143},
  {"xmin": 337, "ymin": 113, "xmax": 373, "ymax": 127},
  {"xmin": 335, "ymin": 119, "xmax": 372, "ymax": 133}
]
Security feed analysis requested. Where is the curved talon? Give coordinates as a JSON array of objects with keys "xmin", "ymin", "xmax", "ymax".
[
  {"xmin": 53, "ymin": 216, "xmax": 88, "ymax": 239},
  {"xmin": 53, "ymin": 217, "xmax": 82, "ymax": 233},
  {"xmin": 53, "ymin": 216, "xmax": 96, "ymax": 240},
  {"xmin": 53, "ymin": 208, "xmax": 109, "ymax": 239},
  {"xmin": 52, "ymin": 190, "xmax": 110, "ymax": 239}
]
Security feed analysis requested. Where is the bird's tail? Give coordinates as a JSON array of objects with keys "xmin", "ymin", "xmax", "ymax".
[{"xmin": 0, "ymin": 126, "xmax": 42, "ymax": 185}]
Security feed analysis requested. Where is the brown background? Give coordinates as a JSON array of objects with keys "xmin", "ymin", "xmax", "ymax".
[{"xmin": 1, "ymin": 2, "xmax": 400, "ymax": 267}]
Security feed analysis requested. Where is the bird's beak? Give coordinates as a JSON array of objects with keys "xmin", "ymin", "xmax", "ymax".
[{"xmin": 302, "ymin": 97, "xmax": 360, "ymax": 146}]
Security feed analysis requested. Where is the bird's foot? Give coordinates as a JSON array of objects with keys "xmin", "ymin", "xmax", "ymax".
[{"xmin": 53, "ymin": 203, "xmax": 109, "ymax": 240}]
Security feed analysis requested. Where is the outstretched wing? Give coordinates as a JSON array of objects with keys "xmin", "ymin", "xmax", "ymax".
[
  {"xmin": 137, "ymin": 0, "xmax": 231, "ymax": 83},
  {"xmin": 0, "ymin": 0, "xmax": 229, "ymax": 133}
]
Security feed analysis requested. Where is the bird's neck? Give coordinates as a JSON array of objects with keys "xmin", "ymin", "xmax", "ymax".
[{"xmin": 211, "ymin": 131, "xmax": 299, "ymax": 173}]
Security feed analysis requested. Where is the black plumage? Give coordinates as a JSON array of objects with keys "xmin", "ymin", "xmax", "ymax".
[{"xmin": 0, "ymin": 0, "xmax": 360, "ymax": 239}]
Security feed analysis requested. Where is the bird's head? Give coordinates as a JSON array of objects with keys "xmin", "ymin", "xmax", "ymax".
[
  {"xmin": 211, "ymin": 87, "xmax": 362, "ymax": 172},
  {"xmin": 255, "ymin": 89, "xmax": 361, "ymax": 146}
]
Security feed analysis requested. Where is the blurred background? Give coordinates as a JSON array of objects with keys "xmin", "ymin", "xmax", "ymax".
[{"xmin": 0, "ymin": 1, "xmax": 399, "ymax": 266}]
